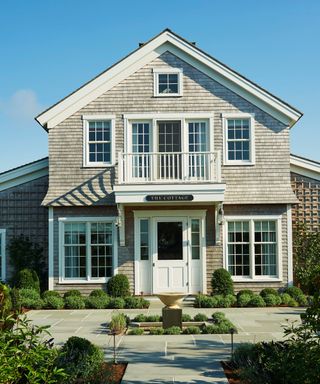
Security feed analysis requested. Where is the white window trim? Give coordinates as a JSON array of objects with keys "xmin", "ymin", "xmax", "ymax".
[
  {"xmin": 82, "ymin": 115, "xmax": 116, "ymax": 167},
  {"xmin": 124, "ymin": 114, "xmax": 214, "ymax": 155},
  {"xmin": 58, "ymin": 216, "xmax": 118, "ymax": 284},
  {"xmin": 222, "ymin": 113, "xmax": 255, "ymax": 166},
  {"xmin": 223, "ymin": 215, "xmax": 282, "ymax": 282},
  {"xmin": 153, "ymin": 67, "xmax": 183, "ymax": 97},
  {"xmin": 0, "ymin": 229, "xmax": 6, "ymax": 282}
]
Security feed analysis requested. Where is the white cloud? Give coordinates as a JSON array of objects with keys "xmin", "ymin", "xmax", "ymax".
[{"xmin": 0, "ymin": 89, "xmax": 43, "ymax": 122}]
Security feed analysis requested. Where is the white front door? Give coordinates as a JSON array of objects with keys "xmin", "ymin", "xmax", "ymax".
[{"xmin": 153, "ymin": 217, "xmax": 188, "ymax": 293}]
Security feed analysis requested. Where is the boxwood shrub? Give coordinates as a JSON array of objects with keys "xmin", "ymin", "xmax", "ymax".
[
  {"xmin": 64, "ymin": 295, "xmax": 85, "ymax": 309},
  {"xmin": 194, "ymin": 294, "xmax": 213, "ymax": 308},
  {"xmin": 182, "ymin": 314, "xmax": 192, "ymax": 322},
  {"xmin": 63, "ymin": 290, "xmax": 82, "ymax": 299},
  {"xmin": 107, "ymin": 274, "xmax": 130, "ymax": 297},
  {"xmin": 108, "ymin": 297, "xmax": 125, "ymax": 309},
  {"xmin": 42, "ymin": 291, "xmax": 64, "ymax": 309},
  {"xmin": 85, "ymin": 295, "xmax": 109, "ymax": 309},
  {"xmin": 260, "ymin": 288, "xmax": 279, "ymax": 298},
  {"xmin": 248, "ymin": 294, "xmax": 266, "ymax": 307},
  {"xmin": 211, "ymin": 268, "xmax": 234, "ymax": 296},
  {"xmin": 18, "ymin": 288, "xmax": 44, "ymax": 309},
  {"xmin": 237, "ymin": 293, "xmax": 252, "ymax": 307},
  {"xmin": 133, "ymin": 314, "xmax": 146, "ymax": 322},
  {"xmin": 89, "ymin": 289, "xmax": 108, "ymax": 298},
  {"xmin": 280, "ymin": 293, "xmax": 292, "ymax": 305},
  {"xmin": 183, "ymin": 326, "xmax": 201, "ymax": 334},
  {"xmin": 146, "ymin": 315, "xmax": 161, "ymax": 322},
  {"xmin": 57, "ymin": 336, "xmax": 103, "ymax": 382},
  {"xmin": 236, "ymin": 289, "xmax": 255, "ymax": 300},
  {"xmin": 194, "ymin": 313, "xmax": 208, "ymax": 321},
  {"xmin": 128, "ymin": 327, "xmax": 144, "ymax": 335},
  {"xmin": 149, "ymin": 327, "xmax": 164, "ymax": 335},
  {"xmin": 264, "ymin": 294, "xmax": 281, "ymax": 307},
  {"xmin": 164, "ymin": 326, "xmax": 181, "ymax": 335},
  {"xmin": 212, "ymin": 312, "xmax": 226, "ymax": 323},
  {"xmin": 124, "ymin": 296, "xmax": 148, "ymax": 309}
]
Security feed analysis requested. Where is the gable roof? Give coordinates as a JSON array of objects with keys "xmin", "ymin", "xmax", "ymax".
[
  {"xmin": 0, "ymin": 157, "xmax": 49, "ymax": 192},
  {"xmin": 36, "ymin": 28, "xmax": 302, "ymax": 130},
  {"xmin": 290, "ymin": 154, "xmax": 320, "ymax": 181}
]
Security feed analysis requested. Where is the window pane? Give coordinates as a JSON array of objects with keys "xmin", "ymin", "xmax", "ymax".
[
  {"xmin": 87, "ymin": 120, "xmax": 112, "ymax": 164},
  {"xmin": 226, "ymin": 118, "xmax": 251, "ymax": 162},
  {"xmin": 227, "ymin": 221, "xmax": 250, "ymax": 276},
  {"xmin": 140, "ymin": 219, "xmax": 149, "ymax": 260},
  {"xmin": 90, "ymin": 222, "xmax": 113, "ymax": 278},
  {"xmin": 254, "ymin": 220, "xmax": 277, "ymax": 276},
  {"xmin": 191, "ymin": 219, "xmax": 200, "ymax": 260}
]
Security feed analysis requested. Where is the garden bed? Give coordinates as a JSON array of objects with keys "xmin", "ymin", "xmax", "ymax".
[
  {"xmin": 83, "ymin": 362, "xmax": 127, "ymax": 384},
  {"xmin": 221, "ymin": 361, "xmax": 242, "ymax": 384}
]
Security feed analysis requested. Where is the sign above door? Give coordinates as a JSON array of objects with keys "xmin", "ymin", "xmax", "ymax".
[{"xmin": 145, "ymin": 195, "xmax": 194, "ymax": 202}]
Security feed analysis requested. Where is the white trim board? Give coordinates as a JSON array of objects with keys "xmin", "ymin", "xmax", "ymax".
[
  {"xmin": 0, "ymin": 158, "xmax": 48, "ymax": 192},
  {"xmin": 290, "ymin": 154, "xmax": 320, "ymax": 181},
  {"xmin": 36, "ymin": 30, "xmax": 302, "ymax": 129}
]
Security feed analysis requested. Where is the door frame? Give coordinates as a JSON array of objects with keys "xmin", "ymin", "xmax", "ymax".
[{"xmin": 133, "ymin": 209, "xmax": 207, "ymax": 295}]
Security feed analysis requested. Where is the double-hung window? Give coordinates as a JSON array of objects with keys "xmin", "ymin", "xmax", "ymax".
[
  {"xmin": 225, "ymin": 217, "xmax": 280, "ymax": 280},
  {"xmin": 83, "ymin": 116, "xmax": 115, "ymax": 167},
  {"xmin": 60, "ymin": 218, "xmax": 116, "ymax": 282},
  {"xmin": 153, "ymin": 68, "xmax": 183, "ymax": 96},
  {"xmin": 223, "ymin": 114, "xmax": 255, "ymax": 165},
  {"xmin": 0, "ymin": 230, "xmax": 6, "ymax": 281}
]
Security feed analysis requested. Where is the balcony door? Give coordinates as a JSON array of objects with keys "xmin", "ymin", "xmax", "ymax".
[{"xmin": 158, "ymin": 121, "xmax": 182, "ymax": 180}]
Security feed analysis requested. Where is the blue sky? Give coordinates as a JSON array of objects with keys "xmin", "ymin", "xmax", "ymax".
[{"xmin": 0, "ymin": 0, "xmax": 319, "ymax": 172}]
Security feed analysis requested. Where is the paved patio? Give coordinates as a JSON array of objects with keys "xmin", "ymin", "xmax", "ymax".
[{"xmin": 27, "ymin": 300, "xmax": 304, "ymax": 383}]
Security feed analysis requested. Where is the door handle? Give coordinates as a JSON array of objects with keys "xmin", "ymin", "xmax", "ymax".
[{"xmin": 153, "ymin": 263, "xmax": 155, "ymax": 267}]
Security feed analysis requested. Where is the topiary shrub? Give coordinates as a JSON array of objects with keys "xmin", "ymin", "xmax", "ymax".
[
  {"xmin": 288, "ymin": 298, "xmax": 299, "ymax": 307},
  {"xmin": 280, "ymin": 293, "xmax": 292, "ymax": 305},
  {"xmin": 128, "ymin": 327, "xmax": 144, "ymax": 335},
  {"xmin": 85, "ymin": 295, "xmax": 109, "ymax": 309},
  {"xmin": 146, "ymin": 315, "xmax": 161, "ymax": 322},
  {"xmin": 264, "ymin": 294, "xmax": 279, "ymax": 307},
  {"xmin": 236, "ymin": 289, "xmax": 255, "ymax": 300},
  {"xmin": 248, "ymin": 294, "xmax": 266, "ymax": 307},
  {"xmin": 89, "ymin": 289, "xmax": 108, "ymax": 298},
  {"xmin": 108, "ymin": 297, "xmax": 125, "ymax": 309},
  {"xmin": 182, "ymin": 314, "xmax": 192, "ymax": 322},
  {"xmin": 183, "ymin": 326, "xmax": 201, "ymax": 334},
  {"xmin": 18, "ymin": 288, "xmax": 44, "ymax": 309},
  {"xmin": 63, "ymin": 290, "xmax": 82, "ymax": 299},
  {"xmin": 237, "ymin": 293, "xmax": 252, "ymax": 307},
  {"xmin": 212, "ymin": 294, "xmax": 235, "ymax": 308},
  {"xmin": 194, "ymin": 294, "xmax": 213, "ymax": 308},
  {"xmin": 211, "ymin": 268, "xmax": 234, "ymax": 296},
  {"xmin": 57, "ymin": 336, "xmax": 103, "ymax": 382},
  {"xmin": 164, "ymin": 326, "xmax": 181, "ymax": 335},
  {"xmin": 107, "ymin": 274, "xmax": 130, "ymax": 297},
  {"xmin": 43, "ymin": 291, "xmax": 64, "ymax": 309},
  {"xmin": 150, "ymin": 327, "xmax": 164, "ymax": 335},
  {"xmin": 16, "ymin": 268, "xmax": 40, "ymax": 293},
  {"xmin": 64, "ymin": 295, "xmax": 85, "ymax": 309},
  {"xmin": 194, "ymin": 313, "xmax": 208, "ymax": 321},
  {"xmin": 260, "ymin": 288, "xmax": 279, "ymax": 298},
  {"xmin": 201, "ymin": 324, "xmax": 229, "ymax": 334}
]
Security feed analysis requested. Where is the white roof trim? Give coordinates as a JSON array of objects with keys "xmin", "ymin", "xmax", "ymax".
[
  {"xmin": 36, "ymin": 30, "xmax": 302, "ymax": 129},
  {"xmin": 290, "ymin": 154, "xmax": 320, "ymax": 181},
  {"xmin": 0, "ymin": 158, "xmax": 49, "ymax": 192}
]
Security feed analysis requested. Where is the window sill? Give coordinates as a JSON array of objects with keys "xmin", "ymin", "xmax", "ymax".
[
  {"xmin": 232, "ymin": 277, "xmax": 282, "ymax": 283},
  {"xmin": 58, "ymin": 279, "xmax": 109, "ymax": 284},
  {"xmin": 223, "ymin": 161, "xmax": 255, "ymax": 166},
  {"xmin": 153, "ymin": 94, "xmax": 183, "ymax": 98},
  {"xmin": 82, "ymin": 163, "xmax": 115, "ymax": 169}
]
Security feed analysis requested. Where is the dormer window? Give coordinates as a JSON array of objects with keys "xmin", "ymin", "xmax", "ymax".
[{"xmin": 153, "ymin": 68, "xmax": 183, "ymax": 97}]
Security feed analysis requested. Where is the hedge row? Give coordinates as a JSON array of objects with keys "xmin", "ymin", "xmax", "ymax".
[
  {"xmin": 195, "ymin": 286, "xmax": 309, "ymax": 308},
  {"xmin": 14, "ymin": 288, "xmax": 150, "ymax": 310}
]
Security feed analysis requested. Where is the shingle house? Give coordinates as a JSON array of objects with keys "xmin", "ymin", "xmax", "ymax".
[{"xmin": 1, "ymin": 29, "xmax": 304, "ymax": 294}]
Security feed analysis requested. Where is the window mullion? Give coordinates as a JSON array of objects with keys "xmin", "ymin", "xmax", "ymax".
[
  {"xmin": 87, "ymin": 222, "xmax": 91, "ymax": 281},
  {"xmin": 250, "ymin": 219, "xmax": 255, "ymax": 279}
]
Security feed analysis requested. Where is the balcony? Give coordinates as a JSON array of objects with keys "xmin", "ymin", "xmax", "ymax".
[
  {"xmin": 118, "ymin": 151, "xmax": 221, "ymax": 184},
  {"xmin": 114, "ymin": 150, "xmax": 225, "ymax": 205}
]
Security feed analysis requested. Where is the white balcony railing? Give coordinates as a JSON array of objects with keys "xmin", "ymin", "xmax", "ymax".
[{"xmin": 118, "ymin": 151, "xmax": 221, "ymax": 184}]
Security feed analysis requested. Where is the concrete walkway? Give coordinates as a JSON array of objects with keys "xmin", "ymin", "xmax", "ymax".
[{"xmin": 27, "ymin": 300, "xmax": 304, "ymax": 383}]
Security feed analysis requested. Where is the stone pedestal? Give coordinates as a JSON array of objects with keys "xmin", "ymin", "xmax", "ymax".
[{"xmin": 162, "ymin": 307, "xmax": 182, "ymax": 329}]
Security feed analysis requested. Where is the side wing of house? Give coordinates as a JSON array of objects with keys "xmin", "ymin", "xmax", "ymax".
[
  {"xmin": 0, "ymin": 158, "xmax": 49, "ymax": 282},
  {"xmin": 290, "ymin": 154, "xmax": 320, "ymax": 231},
  {"xmin": 37, "ymin": 30, "xmax": 302, "ymax": 294}
]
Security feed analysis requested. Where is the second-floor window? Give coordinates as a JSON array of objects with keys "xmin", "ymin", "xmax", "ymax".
[
  {"xmin": 153, "ymin": 68, "xmax": 183, "ymax": 97},
  {"xmin": 223, "ymin": 114, "xmax": 255, "ymax": 165},
  {"xmin": 83, "ymin": 116, "xmax": 115, "ymax": 167}
]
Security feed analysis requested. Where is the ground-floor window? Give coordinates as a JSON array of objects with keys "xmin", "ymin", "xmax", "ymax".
[
  {"xmin": 60, "ymin": 218, "xmax": 116, "ymax": 282},
  {"xmin": 0, "ymin": 229, "xmax": 5, "ymax": 281},
  {"xmin": 225, "ymin": 217, "xmax": 280, "ymax": 280}
]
